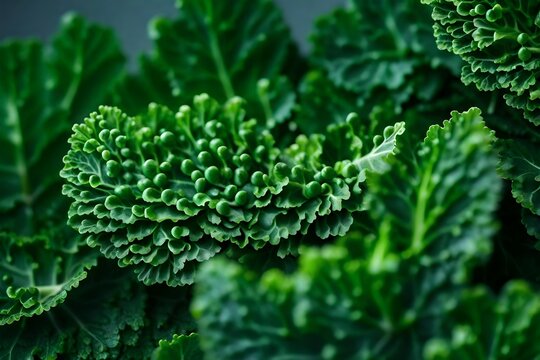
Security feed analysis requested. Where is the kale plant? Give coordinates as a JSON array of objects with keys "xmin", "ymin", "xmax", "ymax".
[{"xmin": 1, "ymin": 0, "xmax": 540, "ymax": 358}]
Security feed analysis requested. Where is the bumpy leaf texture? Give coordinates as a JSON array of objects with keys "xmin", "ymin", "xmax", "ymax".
[
  {"xmin": 61, "ymin": 94, "xmax": 405, "ymax": 286},
  {"xmin": 0, "ymin": 264, "xmax": 194, "ymax": 360},
  {"xmin": 192, "ymin": 108, "xmax": 502, "ymax": 359},
  {"xmin": 114, "ymin": 0, "xmax": 297, "ymax": 130},
  {"xmin": 0, "ymin": 13, "xmax": 124, "ymax": 328},
  {"xmin": 423, "ymin": 0, "xmax": 540, "ymax": 125},
  {"xmin": 298, "ymin": 0, "xmax": 461, "ymax": 135}
]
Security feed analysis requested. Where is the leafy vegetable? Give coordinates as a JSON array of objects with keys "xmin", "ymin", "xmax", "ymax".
[
  {"xmin": 498, "ymin": 140, "xmax": 540, "ymax": 240},
  {"xmin": 0, "ymin": 263, "xmax": 193, "ymax": 359},
  {"xmin": 0, "ymin": 230, "xmax": 96, "ymax": 326},
  {"xmin": 152, "ymin": 333, "xmax": 202, "ymax": 360},
  {"xmin": 422, "ymin": 0, "xmax": 540, "ymax": 248},
  {"xmin": 0, "ymin": 13, "xmax": 124, "ymax": 331},
  {"xmin": 424, "ymin": 281, "xmax": 540, "ymax": 359},
  {"xmin": 3, "ymin": 0, "xmax": 540, "ymax": 358},
  {"xmin": 297, "ymin": 0, "xmax": 462, "ymax": 135},
  {"xmin": 192, "ymin": 108, "xmax": 503, "ymax": 359},
  {"xmin": 61, "ymin": 95, "xmax": 405, "ymax": 285},
  {"xmin": 115, "ymin": 0, "xmax": 298, "ymax": 130},
  {"xmin": 0, "ymin": 14, "xmax": 125, "ymax": 233},
  {"xmin": 312, "ymin": 0, "xmax": 460, "ymax": 94},
  {"xmin": 423, "ymin": 0, "xmax": 540, "ymax": 125}
]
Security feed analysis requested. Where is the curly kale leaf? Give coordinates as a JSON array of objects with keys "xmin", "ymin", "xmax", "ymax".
[
  {"xmin": 297, "ymin": 0, "xmax": 461, "ymax": 135},
  {"xmin": 297, "ymin": 0, "xmax": 465, "ymax": 137},
  {"xmin": 48, "ymin": 13, "xmax": 125, "ymax": 123},
  {"xmin": 312, "ymin": 0, "xmax": 459, "ymax": 93},
  {"xmin": 0, "ymin": 263, "xmax": 194, "ymax": 359},
  {"xmin": 368, "ymin": 108, "xmax": 499, "ymax": 268},
  {"xmin": 0, "ymin": 13, "xmax": 124, "ymax": 329},
  {"xmin": 423, "ymin": 0, "xmax": 540, "ymax": 125},
  {"xmin": 192, "ymin": 108, "xmax": 501, "ymax": 359},
  {"xmin": 498, "ymin": 140, "xmax": 540, "ymax": 240},
  {"xmin": 61, "ymin": 94, "xmax": 404, "ymax": 286},
  {"xmin": 0, "ymin": 13, "xmax": 125, "ymax": 235},
  {"xmin": 0, "ymin": 229, "xmax": 97, "ymax": 326},
  {"xmin": 300, "ymin": 0, "xmax": 537, "ymax": 142},
  {"xmin": 152, "ymin": 333, "xmax": 202, "ymax": 360},
  {"xmin": 0, "ymin": 265, "xmax": 145, "ymax": 360},
  {"xmin": 424, "ymin": 282, "xmax": 540, "ymax": 359},
  {"xmin": 115, "ymin": 0, "xmax": 297, "ymax": 129}
]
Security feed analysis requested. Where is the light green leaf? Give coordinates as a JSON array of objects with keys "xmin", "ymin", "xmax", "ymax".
[
  {"xmin": 192, "ymin": 108, "xmax": 501, "ymax": 359},
  {"xmin": 152, "ymin": 333, "xmax": 203, "ymax": 360}
]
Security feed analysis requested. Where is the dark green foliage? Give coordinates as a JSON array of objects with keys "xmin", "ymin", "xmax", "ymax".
[
  {"xmin": 0, "ymin": 13, "xmax": 124, "ymax": 336},
  {"xmin": 311, "ymin": 0, "xmax": 460, "ymax": 93},
  {"xmin": 114, "ymin": 0, "xmax": 297, "ymax": 129},
  {"xmin": 423, "ymin": 0, "xmax": 540, "ymax": 125},
  {"xmin": 3, "ymin": 0, "xmax": 540, "ymax": 358},
  {"xmin": 297, "ymin": 0, "xmax": 462, "ymax": 135},
  {"xmin": 0, "ymin": 14, "xmax": 125, "ymax": 234},
  {"xmin": 193, "ymin": 108, "xmax": 505, "ymax": 359},
  {"xmin": 424, "ymin": 282, "xmax": 540, "ymax": 359},
  {"xmin": 61, "ymin": 95, "xmax": 405, "ymax": 285},
  {"xmin": 422, "ymin": 0, "xmax": 540, "ymax": 255},
  {"xmin": 0, "ymin": 263, "xmax": 194, "ymax": 359},
  {"xmin": 0, "ymin": 230, "xmax": 97, "ymax": 326},
  {"xmin": 498, "ymin": 140, "xmax": 540, "ymax": 240},
  {"xmin": 152, "ymin": 333, "xmax": 202, "ymax": 360}
]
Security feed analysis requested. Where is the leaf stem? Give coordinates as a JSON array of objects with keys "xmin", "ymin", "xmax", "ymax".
[
  {"xmin": 6, "ymin": 100, "xmax": 33, "ymax": 234},
  {"xmin": 203, "ymin": 1, "xmax": 235, "ymax": 99}
]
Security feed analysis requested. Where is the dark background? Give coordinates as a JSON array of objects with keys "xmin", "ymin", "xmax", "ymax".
[{"xmin": 0, "ymin": 0, "xmax": 345, "ymax": 67}]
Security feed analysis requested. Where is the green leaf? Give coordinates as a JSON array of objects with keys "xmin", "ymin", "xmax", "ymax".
[
  {"xmin": 152, "ymin": 333, "xmax": 203, "ymax": 360},
  {"xmin": 424, "ymin": 282, "xmax": 540, "ymax": 359},
  {"xmin": 112, "ymin": 55, "xmax": 180, "ymax": 116},
  {"xmin": 0, "ymin": 40, "xmax": 54, "ymax": 232},
  {"xmin": 61, "ymin": 95, "xmax": 403, "ymax": 285},
  {"xmin": 498, "ymin": 140, "xmax": 540, "ymax": 240},
  {"xmin": 0, "ymin": 14, "xmax": 125, "ymax": 236},
  {"xmin": 299, "ymin": 0, "xmax": 472, "ymax": 140},
  {"xmin": 424, "ymin": 0, "xmax": 540, "ymax": 124},
  {"xmin": 0, "ymin": 228, "xmax": 98, "ymax": 325},
  {"xmin": 498, "ymin": 140, "xmax": 540, "ymax": 215},
  {"xmin": 48, "ymin": 13, "xmax": 125, "ymax": 123},
  {"xmin": 192, "ymin": 108, "xmax": 501, "ymax": 359},
  {"xmin": 0, "ymin": 265, "xmax": 145, "ymax": 360},
  {"xmin": 369, "ymin": 108, "xmax": 499, "ymax": 259},
  {"xmin": 118, "ymin": 0, "xmax": 297, "ymax": 127},
  {"xmin": 295, "ymin": 71, "xmax": 360, "ymax": 135},
  {"xmin": 0, "ymin": 264, "xmax": 194, "ymax": 359},
  {"xmin": 311, "ymin": 0, "xmax": 460, "ymax": 104},
  {"xmin": 523, "ymin": 208, "xmax": 540, "ymax": 240}
]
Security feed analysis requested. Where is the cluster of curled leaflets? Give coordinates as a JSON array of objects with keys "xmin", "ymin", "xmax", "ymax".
[
  {"xmin": 61, "ymin": 94, "xmax": 405, "ymax": 286},
  {"xmin": 424, "ymin": 0, "xmax": 540, "ymax": 124}
]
